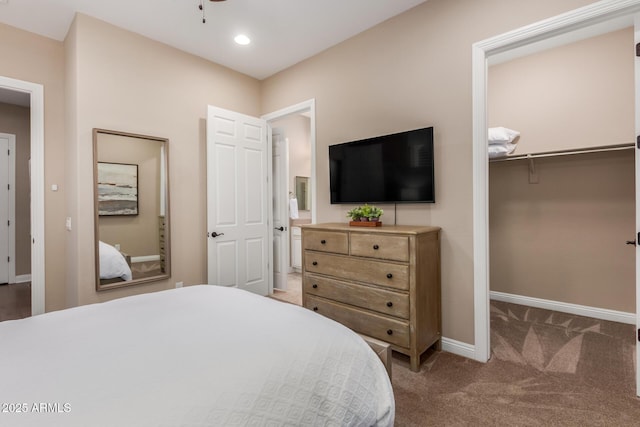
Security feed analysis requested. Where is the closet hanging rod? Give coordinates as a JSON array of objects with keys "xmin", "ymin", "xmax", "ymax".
[{"xmin": 489, "ymin": 142, "xmax": 634, "ymax": 162}]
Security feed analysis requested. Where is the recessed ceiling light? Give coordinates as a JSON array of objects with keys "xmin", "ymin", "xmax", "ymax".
[{"xmin": 234, "ymin": 34, "xmax": 251, "ymax": 46}]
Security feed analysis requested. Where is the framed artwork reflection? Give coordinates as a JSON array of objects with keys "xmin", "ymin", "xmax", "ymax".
[{"xmin": 97, "ymin": 162, "xmax": 139, "ymax": 216}]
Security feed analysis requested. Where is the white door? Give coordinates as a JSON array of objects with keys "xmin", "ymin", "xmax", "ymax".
[
  {"xmin": 634, "ymin": 15, "xmax": 640, "ymax": 397},
  {"xmin": 0, "ymin": 136, "xmax": 9, "ymax": 284},
  {"xmin": 206, "ymin": 105, "xmax": 270, "ymax": 296},
  {"xmin": 272, "ymin": 130, "xmax": 289, "ymax": 290}
]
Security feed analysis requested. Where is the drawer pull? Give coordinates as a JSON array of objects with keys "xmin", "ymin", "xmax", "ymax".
[
  {"xmin": 373, "ymin": 244, "xmax": 379, "ymax": 250},
  {"xmin": 321, "ymin": 239, "xmax": 326, "ymax": 244},
  {"xmin": 386, "ymin": 273, "xmax": 393, "ymax": 279},
  {"xmin": 386, "ymin": 301, "xmax": 393, "ymax": 307},
  {"xmin": 313, "ymin": 307, "xmax": 318, "ymax": 312},
  {"xmin": 312, "ymin": 284, "xmax": 318, "ymax": 289},
  {"xmin": 312, "ymin": 261, "xmax": 318, "ymax": 266},
  {"xmin": 387, "ymin": 329, "xmax": 393, "ymax": 335}
]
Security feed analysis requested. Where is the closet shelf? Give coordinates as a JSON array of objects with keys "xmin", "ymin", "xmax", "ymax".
[{"xmin": 489, "ymin": 142, "xmax": 634, "ymax": 162}]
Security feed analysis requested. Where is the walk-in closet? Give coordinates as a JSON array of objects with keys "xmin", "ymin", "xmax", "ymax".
[{"xmin": 487, "ymin": 26, "xmax": 635, "ymax": 376}]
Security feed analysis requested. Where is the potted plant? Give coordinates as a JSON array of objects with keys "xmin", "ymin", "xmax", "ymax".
[
  {"xmin": 347, "ymin": 204, "xmax": 384, "ymax": 225},
  {"xmin": 367, "ymin": 206, "xmax": 384, "ymax": 222},
  {"xmin": 360, "ymin": 204, "xmax": 373, "ymax": 221},
  {"xmin": 346, "ymin": 206, "xmax": 364, "ymax": 221}
]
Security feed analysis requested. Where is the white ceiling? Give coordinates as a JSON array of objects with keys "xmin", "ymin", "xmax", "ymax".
[{"xmin": 0, "ymin": 0, "xmax": 427, "ymax": 80}]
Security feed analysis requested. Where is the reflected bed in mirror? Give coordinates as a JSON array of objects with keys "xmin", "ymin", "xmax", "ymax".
[{"xmin": 93, "ymin": 128, "xmax": 170, "ymax": 291}]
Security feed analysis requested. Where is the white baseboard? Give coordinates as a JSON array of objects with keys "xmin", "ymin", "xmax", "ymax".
[
  {"xmin": 490, "ymin": 291, "xmax": 635, "ymax": 325},
  {"xmin": 15, "ymin": 274, "xmax": 31, "ymax": 284},
  {"xmin": 441, "ymin": 337, "xmax": 476, "ymax": 360},
  {"xmin": 438, "ymin": 291, "xmax": 635, "ymax": 364}
]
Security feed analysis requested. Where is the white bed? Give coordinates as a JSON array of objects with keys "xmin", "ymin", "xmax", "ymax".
[
  {"xmin": 0, "ymin": 285, "xmax": 394, "ymax": 426},
  {"xmin": 98, "ymin": 240, "xmax": 132, "ymax": 281}
]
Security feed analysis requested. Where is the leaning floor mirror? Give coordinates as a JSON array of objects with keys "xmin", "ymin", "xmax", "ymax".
[{"xmin": 93, "ymin": 128, "xmax": 170, "ymax": 291}]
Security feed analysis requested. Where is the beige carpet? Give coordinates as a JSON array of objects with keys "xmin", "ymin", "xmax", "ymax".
[
  {"xmin": 268, "ymin": 280, "xmax": 640, "ymax": 425},
  {"xmin": 270, "ymin": 272, "xmax": 302, "ymax": 306},
  {"xmin": 393, "ymin": 301, "xmax": 640, "ymax": 426},
  {"xmin": 131, "ymin": 260, "xmax": 163, "ymax": 280}
]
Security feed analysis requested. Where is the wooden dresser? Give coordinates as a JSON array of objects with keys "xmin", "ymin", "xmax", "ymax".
[{"xmin": 301, "ymin": 223, "xmax": 441, "ymax": 371}]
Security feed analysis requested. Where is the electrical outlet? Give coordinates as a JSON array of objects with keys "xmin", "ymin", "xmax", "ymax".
[{"xmin": 176, "ymin": 281, "xmax": 183, "ymax": 289}]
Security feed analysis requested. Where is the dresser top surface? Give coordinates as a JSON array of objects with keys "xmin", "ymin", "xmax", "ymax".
[{"xmin": 301, "ymin": 222, "xmax": 440, "ymax": 235}]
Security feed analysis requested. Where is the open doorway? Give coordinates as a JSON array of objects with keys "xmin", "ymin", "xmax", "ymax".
[
  {"xmin": 487, "ymin": 26, "xmax": 634, "ymax": 320},
  {"xmin": 472, "ymin": 1, "xmax": 640, "ymax": 395},
  {"xmin": 0, "ymin": 77, "xmax": 45, "ymax": 318},
  {"xmin": 263, "ymin": 99, "xmax": 316, "ymax": 305},
  {"xmin": 486, "ymin": 24, "xmax": 635, "ymax": 396},
  {"xmin": 0, "ymin": 89, "xmax": 32, "ymax": 320}
]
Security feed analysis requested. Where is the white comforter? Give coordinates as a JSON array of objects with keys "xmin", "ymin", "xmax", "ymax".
[
  {"xmin": 98, "ymin": 240, "xmax": 132, "ymax": 281},
  {"xmin": 0, "ymin": 285, "xmax": 394, "ymax": 426}
]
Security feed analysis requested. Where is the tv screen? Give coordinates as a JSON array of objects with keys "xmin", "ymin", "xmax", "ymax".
[{"xmin": 329, "ymin": 127, "xmax": 434, "ymax": 204}]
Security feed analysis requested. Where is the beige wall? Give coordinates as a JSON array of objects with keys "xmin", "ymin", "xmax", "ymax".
[
  {"xmin": 66, "ymin": 14, "xmax": 261, "ymax": 305},
  {"xmin": 0, "ymin": 102, "xmax": 31, "ymax": 276},
  {"xmin": 0, "ymin": 23, "xmax": 67, "ymax": 311},
  {"xmin": 260, "ymin": 0, "xmax": 599, "ymax": 344},
  {"xmin": 487, "ymin": 27, "xmax": 635, "ymax": 312},
  {"xmin": 489, "ymin": 151, "xmax": 635, "ymax": 312},
  {"xmin": 489, "ymin": 28, "xmax": 634, "ymax": 154}
]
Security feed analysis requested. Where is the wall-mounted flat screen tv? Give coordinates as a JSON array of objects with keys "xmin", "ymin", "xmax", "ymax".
[{"xmin": 329, "ymin": 126, "xmax": 434, "ymax": 204}]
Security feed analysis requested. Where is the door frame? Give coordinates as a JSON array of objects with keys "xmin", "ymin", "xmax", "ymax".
[
  {"xmin": 0, "ymin": 76, "xmax": 44, "ymax": 315},
  {"xmin": 262, "ymin": 99, "xmax": 317, "ymax": 294},
  {"xmin": 472, "ymin": 0, "xmax": 640, "ymax": 365},
  {"xmin": 0, "ymin": 133, "xmax": 16, "ymax": 284}
]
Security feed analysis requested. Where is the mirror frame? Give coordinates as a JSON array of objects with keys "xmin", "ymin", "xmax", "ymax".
[{"xmin": 93, "ymin": 128, "xmax": 171, "ymax": 291}]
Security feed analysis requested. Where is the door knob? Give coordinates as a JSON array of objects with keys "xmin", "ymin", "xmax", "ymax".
[
  {"xmin": 209, "ymin": 231, "xmax": 225, "ymax": 238},
  {"xmin": 275, "ymin": 226, "xmax": 284, "ymax": 231},
  {"xmin": 626, "ymin": 240, "xmax": 636, "ymax": 246}
]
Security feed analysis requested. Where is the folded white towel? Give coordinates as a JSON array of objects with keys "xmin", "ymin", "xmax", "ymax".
[
  {"xmin": 488, "ymin": 143, "xmax": 518, "ymax": 158},
  {"xmin": 289, "ymin": 198, "xmax": 299, "ymax": 219},
  {"xmin": 488, "ymin": 127, "xmax": 520, "ymax": 145}
]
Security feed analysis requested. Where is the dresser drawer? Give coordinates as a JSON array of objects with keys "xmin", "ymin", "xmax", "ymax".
[
  {"xmin": 304, "ymin": 252, "xmax": 409, "ymax": 291},
  {"xmin": 304, "ymin": 273, "xmax": 409, "ymax": 319},
  {"xmin": 303, "ymin": 230, "xmax": 348, "ymax": 254},
  {"xmin": 350, "ymin": 233, "xmax": 409, "ymax": 262},
  {"xmin": 305, "ymin": 295, "xmax": 410, "ymax": 348}
]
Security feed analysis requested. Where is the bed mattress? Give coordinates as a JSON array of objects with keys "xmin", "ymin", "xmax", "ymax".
[{"xmin": 0, "ymin": 285, "xmax": 394, "ymax": 426}]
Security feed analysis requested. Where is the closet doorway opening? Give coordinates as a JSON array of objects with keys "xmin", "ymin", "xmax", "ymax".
[
  {"xmin": 472, "ymin": 0, "xmax": 640, "ymax": 395},
  {"xmin": 0, "ymin": 77, "xmax": 45, "ymax": 319},
  {"xmin": 487, "ymin": 23, "xmax": 635, "ymax": 380},
  {"xmin": 263, "ymin": 99, "xmax": 316, "ymax": 306}
]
